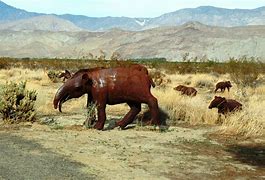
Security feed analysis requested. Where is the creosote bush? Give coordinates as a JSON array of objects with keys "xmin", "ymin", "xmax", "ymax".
[
  {"xmin": 47, "ymin": 70, "xmax": 60, "ymax": 83},
  {"xmin": 84, "ymin": 103, "xmax": 97, "ymax": 128},
  {"xmin": 0, "ymin": 81, "xmax": 37, "ymax": 123},
  {"xmin": 150, "ymin": 70, "xmax": 171, "ymax": 87},
  {"xmin": 228, "ymin": 57, "xmax": 261, "ymax": 88}
]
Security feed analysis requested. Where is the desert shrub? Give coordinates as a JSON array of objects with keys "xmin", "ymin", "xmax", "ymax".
[
  {"xmin": 0, "ymin": 81, "xmax": 37, "ymax": 123},
  {"xmin": 228, "ymin": 57, "xmax": 261, "ymax": 88},
  {"xmin": 84, "ymin": 103, "xmax": 97, "ymax": 128},
  {"xmin": 47, "ymin": 70, "xmax": 60, "ymax": 83},
  {"xmin": 150, "ymin": 71, "xmax": 166, "ymax": 86},
  {"xmin": 194, "ymin": 79, "xmax": 214, "ymax": 89},
  {"xmin": 149, "ymin": 70, "xmax": 171, "ymax": 87}
]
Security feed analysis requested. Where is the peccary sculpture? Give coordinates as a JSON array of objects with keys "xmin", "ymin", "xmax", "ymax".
[
  {"xmin": 214, "ymin": 81, "xmax": 232, "ymax": 93},
  {"xmin": 174, "ymin": 85, "xmax": 197, "ymax": 96},
  {"xmin": 53, "ymin": 64, "xmax": 160, "ymax": 130},
  {"xmin": 58, "ymin": 70, "xmax": 72, "ymax": 82},
  {"xmin": 208, "ymin": 96, "xmax": 242, "ymax": 115}
]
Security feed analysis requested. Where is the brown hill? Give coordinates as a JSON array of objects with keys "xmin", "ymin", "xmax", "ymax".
[{"xmin": 1, "ymin": 22, "xmax": 265, "ymax": 61}]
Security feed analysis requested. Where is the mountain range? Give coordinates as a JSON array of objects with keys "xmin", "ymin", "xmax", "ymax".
[
  {"xmin": 1, "ymin": 1, "xmax": 265, "ymax": 31},
  {"xmin": 1, "ymin": 1, "xmax": 265, "ymax": 61},
  {"xmin": 1, "ymin": 22, "xmax": 265, "ymax": 60}
]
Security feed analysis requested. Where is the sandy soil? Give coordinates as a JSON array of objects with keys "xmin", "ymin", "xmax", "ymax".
[{"xmin": 1, "ymin": 118, "xmax": 264, "ymax": 180}]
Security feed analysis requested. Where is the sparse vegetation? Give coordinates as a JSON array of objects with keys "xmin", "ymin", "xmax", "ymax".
[
  {"xmin": 84, "ymin": 103, "xmax": 97, "ymax": 128},
  {"xmin": 0, "ymin": 81, "xmax": 37, "ymax": 123},
  {"xmin": 47, "ymin": 70, "xmax": 61, "ymax": 83},
  {"xmin": 228, "ymin": 57, "xmax": 261, "ymax": 88},
  {"xmin": 0, "ymin": 56, "xmax": 264, "ymax": 137},
  {"xmin": 1, "ymin": 56, "xmax": 264, "ymax": 75}
]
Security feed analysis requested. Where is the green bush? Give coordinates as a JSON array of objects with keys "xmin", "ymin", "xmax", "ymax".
[
  {"xmin": 0, "ymin": 81, "xmax": 37, "ymax": 123},
  {"xmin": 47, "ymin": 70, "xmax": 60, "ymax": 83}
]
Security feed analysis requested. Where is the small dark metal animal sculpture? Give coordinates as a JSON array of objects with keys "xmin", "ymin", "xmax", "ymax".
[
  {"xmin": 58, "ymin": 70, "xmax": 72, "ymax": 82},
  {"xmin": 173, "ymin": 85, "xmax": 197, "ymax": 96},
  {"xmin": 214, "ymin": 81, "xmax": 232, "ymax": 93},
  {"xmin": 53, "ymin": 64, "xmax": 160, "ymax": 130},
  {"xmin": 208, "ymin": 96, "xmax": 242, "ymax": 115}
]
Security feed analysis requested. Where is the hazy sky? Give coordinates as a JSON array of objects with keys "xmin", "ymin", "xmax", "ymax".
[{"xmin": 3, "ymin": 0, "xmax": 265, "ymax": 17}]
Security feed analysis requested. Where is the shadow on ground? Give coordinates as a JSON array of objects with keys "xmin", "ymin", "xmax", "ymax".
[
  {"xmin": 104, "ymin": 107, "xmax": 170, "ymax": 130},
  {"xmin": 0, "ymin": 132, "xmax": 95, "ymax": 180},
  {"xmin": 136, "ymin": 107, "xmax": 170, "ymax": 126},
  {"xmin": 226, "ymin": 144, "xmax": 265, "ymax": 168}
]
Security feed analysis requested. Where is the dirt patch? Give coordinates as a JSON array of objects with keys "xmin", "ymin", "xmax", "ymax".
[{"xmin": 0, "ymin": 121, "xmax": 264, "ymax": 179}]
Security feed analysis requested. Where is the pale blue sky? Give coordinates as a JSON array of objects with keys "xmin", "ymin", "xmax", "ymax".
[{"xmin": 3, "ymin": 0, "xmax": 265, "ymax": 17}]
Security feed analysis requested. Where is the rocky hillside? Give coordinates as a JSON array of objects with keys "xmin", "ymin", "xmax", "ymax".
[{"xmin": 1, "ymin": 22, "xmax": 265, "ymax": 61}]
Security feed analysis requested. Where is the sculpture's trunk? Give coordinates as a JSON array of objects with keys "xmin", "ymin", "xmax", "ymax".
[{"xmin": 53, "ymin": 85, "xmax": 67, "ymax": 112}]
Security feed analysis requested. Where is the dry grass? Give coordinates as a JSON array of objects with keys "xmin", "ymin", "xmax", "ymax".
[
  {"xmin": 219, "ymin": 86, "xmax": 265, "ymax": 137},
  {"xmin": 153, "ymin": 87, "xmax": 218, "ymax": 125},
  {"xmin": 152, "ymin": 72, "xmax": 265, "ymax": 137},
  {"xmin": 0, "ymin": 68, "xmax": 264, "ymax": 137}
]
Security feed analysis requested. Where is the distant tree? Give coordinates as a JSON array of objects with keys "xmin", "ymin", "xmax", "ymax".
[
  {"xmin": 110, "ymin": 52, "xmax": 121, "ymax": 61},
  {"xmin": 98, "ymin": 50, "xmax": 106, "ymax": 61},
  {"xmin": 200, "ymin": 55, "xmax": 208, "ymax": 62},
  {"xmin": 182, "ymin": 52, "xmax": 190, "ymax": 62},
  {"xmin": 88, "ymin": 53, "xmax": 94, "ymax": 59}
]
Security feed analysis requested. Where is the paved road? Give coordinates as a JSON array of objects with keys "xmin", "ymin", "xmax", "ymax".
[{"xmin": 0, "ymin": 132, "xmax": 94, "ymax": 180}]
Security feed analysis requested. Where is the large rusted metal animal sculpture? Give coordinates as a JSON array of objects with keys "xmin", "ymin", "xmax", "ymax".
[
  {"xmin": 214, "ymin": 81, "xmax": 232, "ymax": 93},
  {"xmin": 173, "ymin": 85, "xmax": 197, "ymax": 96},
  {"xmin": 53, "ymin": 64, "xmax": 160, "ymax": 130},
  {"xmin": 208, "ymin": 96, "xmax": 242, "ymax": 115}
]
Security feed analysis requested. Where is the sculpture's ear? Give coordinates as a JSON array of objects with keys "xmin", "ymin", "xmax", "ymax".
[
  {"xmin": 82, "ymin": 74, "xmax": 93, "ymax": 86},
  {"xmin": 215, "ymin": 96, "xmax": 217, "ymax": 98},
  {"xmin": 221, "ymin": 97, "xmax": 227, "ymax": 101}
]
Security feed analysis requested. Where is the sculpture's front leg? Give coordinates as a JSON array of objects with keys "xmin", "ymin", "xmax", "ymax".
[{"xmin": 94, "ymin": 105, "xmax": 106, "ymax": 130}]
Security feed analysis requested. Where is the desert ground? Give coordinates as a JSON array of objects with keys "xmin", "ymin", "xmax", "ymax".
[{"xmin": 0, "ymin": 67, "xmax": 265, "ymax": 179}]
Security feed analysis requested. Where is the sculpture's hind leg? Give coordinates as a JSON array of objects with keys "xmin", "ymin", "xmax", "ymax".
[
  {"xmin": 116, "ymin": 102, "xmax": 141, "ymax": 129},
  {"xmin": 147, "ymin": 95, "xmax": 160, "ymax": 125}
]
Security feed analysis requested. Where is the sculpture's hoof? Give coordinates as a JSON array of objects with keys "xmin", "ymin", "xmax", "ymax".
[{"xmin": 94, "ymin": 123, "xmax": 104, "ymax": 130}]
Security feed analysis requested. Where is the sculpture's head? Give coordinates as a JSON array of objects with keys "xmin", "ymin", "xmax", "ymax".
[
  {"xmin": 208, "ymin": 96, "xmax": 226, "ymax": 109},
  {"xmin": 53, "ymin": 70, "xmax": 92, "ymax": 112}
]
